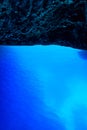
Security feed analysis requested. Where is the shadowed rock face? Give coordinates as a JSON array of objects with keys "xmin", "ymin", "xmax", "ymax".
[
  {"xmin": 0, "ymin": 0, "xmax": 87, "ymax": 50},
  {"xmin": 78, "ymin": 50, "xmax": 87, "ymax": 60}
]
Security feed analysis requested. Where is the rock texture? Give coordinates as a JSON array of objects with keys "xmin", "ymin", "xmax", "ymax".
[{"xmin": 0, "ymin": 0, "xmax": 87, "ymax": 49}]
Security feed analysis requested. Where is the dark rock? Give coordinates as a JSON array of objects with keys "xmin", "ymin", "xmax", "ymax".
[
  {"xmin": 78, "ymin": 50, "xmax": 87, "ymax": 60},
  {"xmin": 0, "ymin": 0, "xmax": 87, "ymax": 50}
]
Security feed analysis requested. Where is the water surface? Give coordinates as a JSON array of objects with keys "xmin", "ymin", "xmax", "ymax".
[{"xmin": 0, "ymin": 45, "xmax": 87, "ymax": 130}]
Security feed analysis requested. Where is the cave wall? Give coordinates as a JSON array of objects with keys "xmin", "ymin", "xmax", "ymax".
[{"xmin": 0, "ymin": 0, "xmax": 87, "ymax": 49}]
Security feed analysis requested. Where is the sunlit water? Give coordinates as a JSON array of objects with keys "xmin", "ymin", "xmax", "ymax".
[{"xmin": 0, "ymin": 45, "xmax": 87, "ymax": 130}]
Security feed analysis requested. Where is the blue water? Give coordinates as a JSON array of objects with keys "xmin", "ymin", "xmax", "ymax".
[{"xmin": 0, "ymin": 45, "xmax": 87, "ymax": 130}]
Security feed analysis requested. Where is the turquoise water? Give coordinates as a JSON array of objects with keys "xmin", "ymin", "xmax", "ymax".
[{"xmin": 0, "ymin": 45, "xmax": 87, "ymax": 130}]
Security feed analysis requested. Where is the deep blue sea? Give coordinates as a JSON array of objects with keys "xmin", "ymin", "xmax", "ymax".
[{"xmin": 0, "ymin": 45, "xmax": 87, "ymax": 130}]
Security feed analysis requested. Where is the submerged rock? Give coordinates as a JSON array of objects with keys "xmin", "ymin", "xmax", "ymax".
[{"xmin": 78, "ymin": 50, "xmax": 87, "ymax": 60}]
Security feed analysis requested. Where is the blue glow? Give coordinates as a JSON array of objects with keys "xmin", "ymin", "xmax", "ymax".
[{"xmin": 0, "ymin": 45, "xmax": 87, "ymax": 130}]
